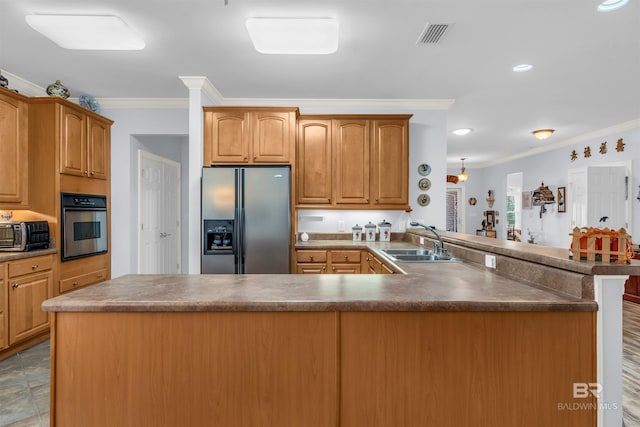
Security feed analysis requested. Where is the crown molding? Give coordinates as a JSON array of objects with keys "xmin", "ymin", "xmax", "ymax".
[
  {"xmin": 0, "ymin": 70, "xmax": 47, "ymax": 96},
  {"xmin": 221, "ymin": 98, "xmax": 455, "ymax": 110},
  {"xmin": 94, "ymin": 98, "xmax": 188, "ymax": 109},
  {"xmin": 178, "ymin": 76, "xmax": 224, "ymax": 105},
  {"xmin": 474, "ymin": 118, "xmax": 640, "ymax": 169}
]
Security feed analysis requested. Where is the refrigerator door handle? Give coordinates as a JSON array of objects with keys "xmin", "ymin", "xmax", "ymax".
[
  {"xmin": 240, "ymin": 207, "xmax": 246, "ymax": 274},
  {"xmin": 234, "ymin": 169, "xmax": 241, "ymax": 274}
]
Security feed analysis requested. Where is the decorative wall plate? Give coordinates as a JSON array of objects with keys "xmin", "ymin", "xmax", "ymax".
[
  {"xmin": 417, "ymin": 194, "xmax": 430, "ymax": 206},
  {"xmin": 418, "ymin": 178, "xmax": 431, "ymax": 190},
  {"xmin": 469, "ymin": 197, "xmax": 477, "ymax": 206},
  {"xmin": 418, "ymin": 163, "xmax": 431, "ymax": 176}
]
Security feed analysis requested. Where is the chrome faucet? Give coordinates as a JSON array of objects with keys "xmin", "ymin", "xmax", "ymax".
[{"xmin": 410, "ymin": 222, "xmax": 445, "ymax": 255}]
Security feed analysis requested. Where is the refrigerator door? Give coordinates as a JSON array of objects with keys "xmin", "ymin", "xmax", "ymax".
[
  {"xmin": 202, "ymin": 167, "xmax": 238, "ymax": 274},
  {"xmin": 241, "ymin": 167, "xmax": 290, "ymax": 274}
]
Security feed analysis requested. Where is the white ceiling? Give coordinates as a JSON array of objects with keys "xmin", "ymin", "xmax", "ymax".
[{"xmin": 2, "ymin": 0, "xmax": 639, "ymax": 168}]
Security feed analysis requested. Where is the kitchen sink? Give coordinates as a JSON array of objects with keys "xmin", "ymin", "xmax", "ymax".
[
  {"xmin": 382, "ymin": 248, "xmax": 433, "ymax": 256},
  {"xmin": 381, "ymin": 248, "xmax": 461, "ymax": 263}
]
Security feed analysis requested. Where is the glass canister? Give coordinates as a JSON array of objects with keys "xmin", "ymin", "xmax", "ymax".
[
  {"xmin": 352, "ymin": 224, "xmax": 363, "ymax": 241},
  {"xmin": 378, "ymin": 219, "xmax": 392, "ymax": 242},
  {"xmin": 364, "ymin": 222, "xmax": 377, "ymax": 242}
]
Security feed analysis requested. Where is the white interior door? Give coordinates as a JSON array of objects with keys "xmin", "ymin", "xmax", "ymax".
[
  {"xmin": 587, "ymin": 166, "xmax": 627, "ymax": 230},
  {"xmin": 138, "ymin": 150, "xmax": 181, "ymax": 273}
]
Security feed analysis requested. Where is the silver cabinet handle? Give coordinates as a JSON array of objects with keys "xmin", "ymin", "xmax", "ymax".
[
  {"xmin": 32, "ymin": 264, "xmax": 38, "ymax": 269},
  {"xmin": 12, "ymin": 283, "xmax": 19, "ymax": 289}
]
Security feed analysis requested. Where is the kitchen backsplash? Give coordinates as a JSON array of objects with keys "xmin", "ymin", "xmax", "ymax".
[{"xmin": 297, "ymin": 210, "xmax": 429, "ymax": 234}]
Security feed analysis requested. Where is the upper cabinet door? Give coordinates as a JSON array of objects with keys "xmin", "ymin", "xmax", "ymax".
[
  {"xmin": 372, "ymin": 119, "xmax": 408, "ymax": 205},
  {"xmin": 205, "ymin": 111, "xmax": 250, "ymax": 164},
  {"xmin": 87, "ymin": 117, "xmax": 110, "ymax": 180},
  {"xmin": 297, "ymin": 119, "xmax": 332, "ymax": 205},
  {"xmin": 0, "ymin": 91, "xmax": 28, "ymax": 205},
  {"xmin": 333, "ymin": 119, "xmax": 370, "ymax": 205},
  {"xmin": 252, "ymin": 111, "xmax": 293, "ymax": 163},
  {"xmin": 59, "ymin": 105, "xmax": 87, "ymax": 177}
]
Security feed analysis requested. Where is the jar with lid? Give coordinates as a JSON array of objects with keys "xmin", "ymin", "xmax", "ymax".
[
  {"xmin": 364, "ymin": 222, "xmax": 377, "ymax": 242},
  {"xmin": 352, "ymin": 224, "xmax": 363, "ymax": 241},
  {"xmin": 378, "ymin": 219, "xmax": 392, "ymax": 242}
]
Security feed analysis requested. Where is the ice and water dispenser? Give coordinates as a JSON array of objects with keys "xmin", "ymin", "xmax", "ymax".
[{"xmin": 204, "ymin": 220, "xmax": 234, "ymax": 254}]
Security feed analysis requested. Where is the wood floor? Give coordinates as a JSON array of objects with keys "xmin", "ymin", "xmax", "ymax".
[
  {"xmin": 623, "ymin": 300, "xmax": 640, "ymax": 427},
  {"xmin": 0, "ymin": 303, "xmax": 639, "ymax": 426}
]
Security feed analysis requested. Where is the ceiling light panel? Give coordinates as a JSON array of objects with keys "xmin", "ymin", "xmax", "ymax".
[
  {"xmin": 246, "ymin": 18, "xmax": 338, "ymax": 54},
  {"xmin": 597, "ymin": 0, "xmax": 629, "ymax": 12},
  {"xmin": 513, "ymin": 64, "xmax": 533, "ymax": 72},
  {"xmin": 25, "ymin": 15, "xmax": 145, "ymax": 50}
]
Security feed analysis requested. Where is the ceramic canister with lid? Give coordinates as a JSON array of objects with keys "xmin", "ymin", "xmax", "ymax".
[
  {"xmin": 378, "ymin": 219, "xmax": 392, "ymax": 242},
  {"xmin": 352, "ymin": 224, "xmax": 363, "ymax": 241},
  {"xmin": 364, "ymin": 222, "xmax": 377, "ymax": 242}
]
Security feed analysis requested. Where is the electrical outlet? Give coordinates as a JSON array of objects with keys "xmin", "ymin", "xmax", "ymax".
[
  {"xmin": 485, "ymin": 254, "xmax": 496, "ymax": 269},
  {"xmin": 419, "ymin": 237, "xmax": 425, "ymax": 245},
  {"xmin": 337, "ymin": 221, "xmax": 345, "ymax": 232}
]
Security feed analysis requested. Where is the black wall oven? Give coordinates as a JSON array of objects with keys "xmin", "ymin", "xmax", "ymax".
[{"xmin": 61, "ymin": 193, "xmax": 108, "ymax": 261}]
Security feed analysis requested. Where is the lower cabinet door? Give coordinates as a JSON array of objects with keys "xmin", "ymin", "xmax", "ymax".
[
  {"xmin": 9, "ymin": 271, "xmax": 52, "ymax": 344},
  {"xmin": 297, "ymin": 263, "xmax": 327, "ymax": 274}
]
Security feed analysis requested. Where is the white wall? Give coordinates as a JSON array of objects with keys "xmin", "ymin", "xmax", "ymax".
[
  {"xmin": 102, "ymin": 108, "xmax": 189, "ymax": 278},
  {"xmin": 454, "ymin": 126, "xmax": 640, "ymax": 248}
]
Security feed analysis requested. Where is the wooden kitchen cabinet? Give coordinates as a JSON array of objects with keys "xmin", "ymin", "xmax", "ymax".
[
  {"xmin": 333, "ymin": 119, "xmax": 370, "ymax": 205},
  {"xmin": 330, "ymin": 250, "xmax": 361, "ymax": 274},
  {"xmin": 372, "ymin": 119, "xmax": 409, "ymax": 205},
  {"xmin": 296, "ymin": 114, "xmax": 411, "ymax": 210},
  {"xmin": 203, "ymin": 107, "xmax": 298, "ymax": 165},
  {"xmin": 59, "ymin": 104, "xmax": 110, "ymax": 180},
  {"xmin": 0, "ymin": 88, "xmax": 28, "ymax": 207},
  {"xmin": 297, "ymin": 119, "xmax": 332, "ymax": 205},
  {"xmin": 7, "ymin": 255, "xmax": 53, "ymax": 344},
  {"xmin": 296, "ymin": 250, "xmax": 327, "ymax": 274},
  {"xmin": 0, "ymin": 264, "xmax": 6, "ymax": 350}
]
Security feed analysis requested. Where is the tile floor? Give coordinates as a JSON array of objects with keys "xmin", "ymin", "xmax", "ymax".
[
  {"xmin": 1, "ymin": 303, "xmax": 640, "ymax": 426},
  {"xmin": 0, "ymin": 340, "xmax": 49, "ymax": 427}
]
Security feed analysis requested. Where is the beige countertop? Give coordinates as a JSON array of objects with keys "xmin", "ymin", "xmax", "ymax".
[
  {"xmin": 42, "ymin": 237, "xmax": 599, "ymax": 313},
  {"xmin": 0, "ymin": 248, "xmax": 57, "ymax": 262}
]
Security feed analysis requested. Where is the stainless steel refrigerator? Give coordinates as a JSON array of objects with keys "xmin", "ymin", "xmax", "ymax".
[{"xmin": 202, "ymin": 166, "xmax": 290, "ymax": 274}]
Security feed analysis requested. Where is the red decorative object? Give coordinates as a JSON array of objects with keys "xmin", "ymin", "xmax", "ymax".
[{"xmin": 446, "ymin": 174, "xmax": 459, "ymax": 184}]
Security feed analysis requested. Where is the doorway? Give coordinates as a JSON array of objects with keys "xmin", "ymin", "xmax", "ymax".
[
  {"xmin": 446, "ymin": 187, "xmax": 464, "ymax": 232},
  {"xmin": 138, "ymin": 150, "xmax": 182, "ymax": 273}
]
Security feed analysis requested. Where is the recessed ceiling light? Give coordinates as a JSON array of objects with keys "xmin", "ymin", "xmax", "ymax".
[
  {"xmin": 25, "ymin": 14, "xmax": 145, "ymax": 50},
  {"xmin": 452, "ymin": 128, "xmax": 472, "ymax": 136},
  {"xmin": 597, "ymin": 0, "xmax": 628, "ymax": 12},
  {"xmin": 246, "ymin": 17, "xmax": 338, "ymax": 54},
  {"xmin": 513, "ymin": 64, "xmax": 533, "ymax": 73}
]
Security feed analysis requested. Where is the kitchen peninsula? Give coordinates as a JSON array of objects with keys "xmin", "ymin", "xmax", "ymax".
[{"xmin": 42, "ymin": 231, "xmax": 639, "ymax": 427}]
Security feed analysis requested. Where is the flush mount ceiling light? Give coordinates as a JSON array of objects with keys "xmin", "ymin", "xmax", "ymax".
[
  {"xmin": 513, "ymin": 64, "xmax": 533, "ymax": 72},
  {"xmin": 532, "ymin": 129, "xmax": 555, "ymax": 140},
  {"xmin": 457, "ymin": 158, "xmax": 469, "ymax": 182},
  {"xmin": 25, "ymin": 14, "xmax": 145, "ymax": 50},
  {"xmin": 245, "ymin": 17, "xmax": 338, "ymax": 54},
  {"xmin": 452, "ymin": 128, "xmax": 472, "ymax": 136},
  {"xmin": 597, "ymin": 0, "xmax": 629, "ymax": 12}
]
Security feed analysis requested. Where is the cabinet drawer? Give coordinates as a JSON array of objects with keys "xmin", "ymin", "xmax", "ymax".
[
  {"xmin": 331, "ymin": 250, "xmax": 361, "ymax": 264},
  {"xmin": 330, "ymin": 264, "xmax": 361, "ymax": 274},
  {"xmin": 297, "ymin": 250, "xmax": 327, "ymax": 263},
  {"xmin": 60, "ymin": 269, "xmax": 108, "ymax": 293},
  {"xmin": 8, "ymin": 255, "xmax": 54, "ymax": 278}
]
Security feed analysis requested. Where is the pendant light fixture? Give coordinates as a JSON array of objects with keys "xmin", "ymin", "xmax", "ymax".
[{"xmin": 457, "ymin": 158, "xmax": 469, "ymax": 182}]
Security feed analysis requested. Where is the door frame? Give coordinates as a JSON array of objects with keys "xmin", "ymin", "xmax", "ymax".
[{"xmin": 137, "ymin": 149, "xmax": 182, "ymax": 273}]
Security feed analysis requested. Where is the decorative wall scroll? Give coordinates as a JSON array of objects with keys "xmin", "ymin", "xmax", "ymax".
[{"xmin": 557, "ymin": 186, "xmax": 566, "ymax": 213}]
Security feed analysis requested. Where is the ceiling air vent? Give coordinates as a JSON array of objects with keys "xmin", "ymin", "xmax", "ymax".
[{"xmin": 416, "ymin": 23, "xmax": 450, "ymax": 44}]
